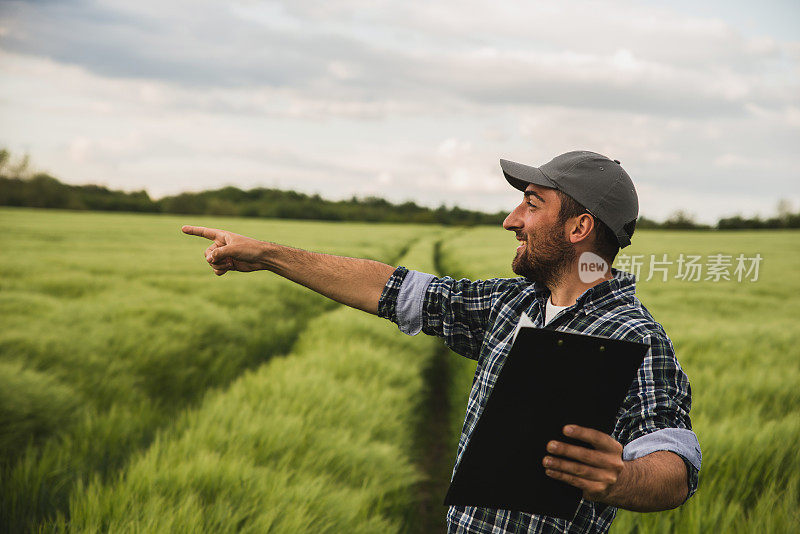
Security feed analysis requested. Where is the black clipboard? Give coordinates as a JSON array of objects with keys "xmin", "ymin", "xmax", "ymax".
[{"xmin": 443, "ymin": 326, "xmax": 649, "ymax": 520}]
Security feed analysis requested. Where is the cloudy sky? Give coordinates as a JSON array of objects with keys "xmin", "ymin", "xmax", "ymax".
[{"xmin": 1, "ymin": 0, "xmax": 798, "ymax": 222}]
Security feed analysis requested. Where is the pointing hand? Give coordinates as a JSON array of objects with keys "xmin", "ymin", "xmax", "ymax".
[{"xmin": 181, "ymin": 225, "xmax": 266, "ymax": 275}]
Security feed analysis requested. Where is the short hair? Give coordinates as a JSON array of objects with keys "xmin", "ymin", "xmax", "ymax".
[{"xmin": 554, "ymin": 189, "xmax": 631, "ymax": 263}]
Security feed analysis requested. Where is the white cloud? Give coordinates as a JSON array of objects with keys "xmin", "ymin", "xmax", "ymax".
[
  {"xmin": 68, "ymin": 137, "xmax": 92, "ymax": 164},
  {"xmin": 437, "ymin": 138, "xmax": 473, "ymax": 159},
  {"xmin": 713, "ymin": 153, "xmax": 754, "ymax": 168},
  {"xmin": 3, "ymin": 0, "xmax": 797, "ymax": 117}
]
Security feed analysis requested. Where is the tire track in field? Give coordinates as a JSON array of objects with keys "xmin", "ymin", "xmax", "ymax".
[
  {"xmin": 5, "ymin": 298, "xmax": 337, "ymax": 534},
  {"xmin": 411, "ymin": 232, "xmax": 466, "ymax": 534}
]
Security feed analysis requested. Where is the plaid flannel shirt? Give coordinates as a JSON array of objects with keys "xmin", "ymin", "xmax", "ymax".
[{"xmin": 378, "ymin": 266, "xmax": 700, "ymax": 534}]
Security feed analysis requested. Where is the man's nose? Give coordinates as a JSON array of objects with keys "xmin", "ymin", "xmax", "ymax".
[{"xmin": 503, "ymin": 203, "xmax": 524, "ymax": 231}]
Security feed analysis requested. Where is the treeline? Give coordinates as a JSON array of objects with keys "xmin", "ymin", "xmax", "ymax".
[
  {"xmin": 0, "ymin": 173, "xmax": 507, "ymax": 225},
  {"xmin": 0, "ymin": 151, "xmax": 505, "ymax": 225},
  {"xmin": 1, "ymin": 149, "xmax": 798, "ymax": 228},
  {"xmin": 636, "ymin": 207, "xmax": 800, "ymax": 230}
]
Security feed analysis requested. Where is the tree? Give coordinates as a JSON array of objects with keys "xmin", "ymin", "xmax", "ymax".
[
  {"xmin": 777, "ymin": 199, "xmax": 793, "ymax": 223},
  {"xmin": 663, "ymin": 210, "xmax": 700, "ymax": 229}
]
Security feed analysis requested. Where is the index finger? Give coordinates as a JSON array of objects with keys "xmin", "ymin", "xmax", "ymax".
[
  {"xmin": 181, "ymin": 225, "xmax": 221, "ymax": 241},
  {"xmin": 562, "ymin": 425, "xmax": 621, "ymax": 452}
]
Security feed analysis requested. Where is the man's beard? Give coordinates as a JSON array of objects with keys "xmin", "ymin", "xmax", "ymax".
[{"xmin": 512, "ymin": 223, "xmax": 576, "ymax": 287}]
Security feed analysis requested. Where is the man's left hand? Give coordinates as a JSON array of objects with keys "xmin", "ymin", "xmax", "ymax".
[{"xmin": 542, "ymin": 424, "xmax": 625, "ymax": 503}]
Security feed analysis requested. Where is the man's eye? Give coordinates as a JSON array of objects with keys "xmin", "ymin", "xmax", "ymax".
[{"xmin": 527, "ymin": 201, "xmax": 537, "ymax": 209}]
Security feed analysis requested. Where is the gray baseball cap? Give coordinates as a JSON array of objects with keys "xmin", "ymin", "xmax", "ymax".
[{"xmin": 500, "ymin": 150, "xmax": 639, "ymax": 248}]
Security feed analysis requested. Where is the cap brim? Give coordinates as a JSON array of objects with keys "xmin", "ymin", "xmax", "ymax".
[{"xmin": 500, "ymin": 159, "xmax": 558, "ymax": 192}]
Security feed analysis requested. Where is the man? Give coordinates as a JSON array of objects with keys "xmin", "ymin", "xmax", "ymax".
[{"xmin": 182, "ymin": 150, "xmax": 701, "ymax": 533}]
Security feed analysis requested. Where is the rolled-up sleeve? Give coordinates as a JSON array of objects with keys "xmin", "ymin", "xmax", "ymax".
[
  {"xmin": 614, "ymin": 333, "xmax": 701, "ymax": 499},
  {"xmin": 397, "ymin": 270, "xmax": 436, "ymax": 335},
  {"xmin": 377, "ymin": 266, "xmax": 436, "ymax": 336},
  {"xmin": 622, "ymin": 428, "xmax": 701, "ymax": 499}
]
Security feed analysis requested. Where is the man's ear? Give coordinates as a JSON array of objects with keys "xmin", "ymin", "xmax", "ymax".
[{"xmin": 568, "ymin": 213, "xmax": 595, "ymax": 244}]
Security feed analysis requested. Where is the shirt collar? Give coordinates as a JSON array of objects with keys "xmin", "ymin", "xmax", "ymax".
[{"xmin": 527, "ymin": 268, "xmax": 636, "ymax": 315}]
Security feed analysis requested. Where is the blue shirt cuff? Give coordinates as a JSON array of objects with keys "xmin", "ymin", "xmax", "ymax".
[
  {"xmin": 622, "ymin": 428, "xmax": 701, "ymax": 470},
  {"xmin": 395, "ymin": 269, "xmax": 436, "ymax": 335},
  {"xmin": 622, "ymin": 427, "xmax": 701, "ymax": 499}
]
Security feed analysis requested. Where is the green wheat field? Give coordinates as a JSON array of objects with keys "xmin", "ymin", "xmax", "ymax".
[{"xmin": 1, "ymin": 207, "xmax": 798, "ymax": 533}]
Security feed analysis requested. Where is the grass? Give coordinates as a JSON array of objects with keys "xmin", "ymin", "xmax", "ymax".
[
  {"xmin": 2, "ymin": 206, "xmax": 797, "ymax": 532},
  {"xmin": 0, "ymin": 207, "xmax": 427, "ymax": 532}
]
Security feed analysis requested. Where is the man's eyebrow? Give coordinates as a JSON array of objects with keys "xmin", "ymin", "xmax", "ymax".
[{"xmin": 524, "ymin": 190, "xmax": 546, "ymax": 203}]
